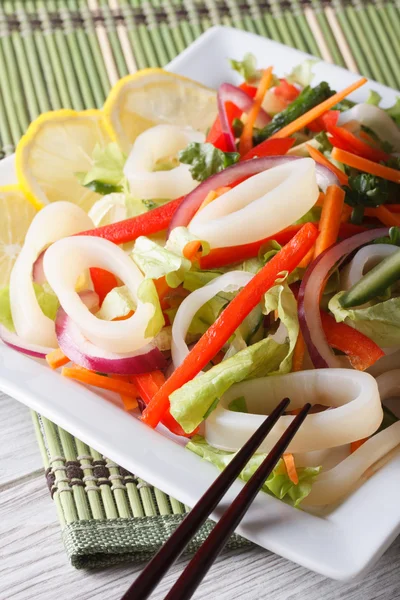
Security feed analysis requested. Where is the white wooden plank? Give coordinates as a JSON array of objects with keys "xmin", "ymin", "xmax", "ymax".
[
  {"xmin": 0, "ymin": 393, "xmax": 43, "ymax": 486},
  {"xmin": 1, "ymin": 473, "xmax": 400, "ymax": 600}
]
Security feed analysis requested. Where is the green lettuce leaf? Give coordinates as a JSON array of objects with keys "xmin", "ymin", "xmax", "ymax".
[
  {"xmin": 96, "ymin": 285, "xmax": 135, "ymax": 321},
  {"xmin": 187, "ymin": 435, "xmax": 321, "ymax": 507},
  {"xmin": 229, "ymin": 53, "xmax": 260, "ymax": 83},
  {"xmin": 132, "ymin": 228, "xmax": 209, "ymax": 288},
  {"xmin": 386, "ymin": 97, "xmax": 400, "ymax": 127},
  {"xmin": 137, "ymin": 279, "xmax": 165, "ymax": 337},
  {"xmin": 170, "ymin": 337, "xmax": 288, "ymax": 432},
  {"xmin": 0, "ymin": 284, "xmax": 59, "ymax": 332},
  {"xmin": 329, "ymin": 291, "xmax": 400, "ymax": 347},
  {"xmin": 183, "ymin": 270, "xmax": 222, "ymax": 292},
  {"xmin": 76, "ymin": 143, "xmax": 127, "ymax": 195},
  {"xmin": 228, "ymin": 396, "xmax": 248, "ymax": 413},
  {"xmin": 178, "ymin": 142, "xmax": 239, "ymax": 182},
  {"xmin": 263, "ymin": 278, "xmax": 299, "ymax": 374},
  {"xmin": 97, "ymin": 281, "xmax": 164, "ymax": 337},
  {"xmin": 366, "ymin": 90, "xmax": 382, "ymax": 106},
  {"xmin": 294, "ymin": 206, "xmax": 321, "ymax": 225},
  {"xmin": 132, "ymin": 236, "xmax": 191, "ymax": 287},
  {"xmin": 286, "ymin": 59, "xmax": 319, "ymax": 88}
]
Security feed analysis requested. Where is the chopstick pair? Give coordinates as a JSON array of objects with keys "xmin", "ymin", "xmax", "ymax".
[{"xmin": 121, "ymin": 398, "xmax": 311, "ymax": 600}]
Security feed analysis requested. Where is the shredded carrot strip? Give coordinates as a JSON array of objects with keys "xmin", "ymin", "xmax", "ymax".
[
  {"xmin": 46, "ymin": 348, "xmax": 70, "ymax": 369},
  {"xmin": 341, "ymin": 204, "xmax": 352, "ymax": 222},
  {"xmin": 271, "ymin": 78, "xmax": 367, "ymax": 139},
  {"xmin": 368, "ymin": 205, "xmax": 400, "ymax": 227},
  {"xmin": 315, "ymin": 191, "xmax": 325, "ymax": 207},
  {"xmin": 306, "ymin": 144, "xmax": 349, "ymax": 186},
  {"xmin": 331, "ymin": 147, "xmax": 400, "ymax": 184},
  {"xmin": 292, "ymin": 331, "xmax": 305, "ymax": 372},
  {"xmin": 350, "ymin": 438, "xmax": 368, "ymax": 453},
  {"xmin": 183, "ymin": 240, "xmax": 203, "ymax": 261},
  {"xmin": 239, "ymin": 66, "xmax": 273, "ymax": 156},
  {"xmin": 298, "ymin": 246, "xmax": 315, "ymax": 269},
  {"xmin": 314, "ymin": 185, "xmax": 345, "ymax": 258},
  {"xmin": 119, "ymin": 394, "xmax": 139, "ymax": 411},
  {"xmin": 283, "ymin": 453, "xmax": 299, "ymax": 485},
  {"xmin": 196, "ymin": 186, "xmax": 231, "ymax": 215},
  {"xmin": 62, "ymin": 366, "xmax": 139, "ymax": 396},
  {"xmin": 112, "ymin": 310, "xmax": 135, "ymax": 321}
]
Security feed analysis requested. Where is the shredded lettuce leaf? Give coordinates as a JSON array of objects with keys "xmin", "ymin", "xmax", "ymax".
[
  {"xmin": 132, "ymin": 228, "xmax": 208, "ymax": 288},
  {"xmin": 228, "ymin": 396, "xmax": 248, "ymax": 413},
  {"xmin": 263, "ymin": 278, "xmax": 299, "ymax": 373},
  {"xmin": 329, "ymin": 291, "xmax": 400, "ymax": 347},
  {"xmin": 229, "ymin": 53, "xmax": 260, "ymax": 83},
  {"xmin": 386, "ymin": 97, "xmax": 400, "ymax": 128},
  {"xmin": 187, "ymin": 436, "xmax": 321, "ymax": 507},
  {"xmin": 0, "ymin": 284, "xmax": 59, "ymax": 332},
  {"xmin": 76, "ymin": 143, "xmax": 127, "ymax": 195},
  {"xmin": 178, "ymin": 142, "xmax": 239, "ymax": 182},
  {"xmin": 132, "ymin": 236, "xmax": 191, "ymax": 287},
  {"xmin": 366, "ymin": 90, "xmax": 382, "ymax": 106},
  {"xmin": 169, "ymin": 337, "xmax": 288, "ymax": 432},
  {"xmin": 286, "ymin": 59, "xmax": 319, "ymax": 88},
  {"xmin": 96, "ymin": 281, "xmax": 164, "ymax": 337},
  {"xmin": 96, "ymin": 285, "xmax": 134, "ymax": 321},
  {"xmin": 137, "ymin": 279, "xmax": 165, "ymax": 337}
]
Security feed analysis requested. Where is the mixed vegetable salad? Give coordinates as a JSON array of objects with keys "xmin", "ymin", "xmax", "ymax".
[{"xmin": 1, "ymin": 55, "xmax": 400, "ymax": 508}]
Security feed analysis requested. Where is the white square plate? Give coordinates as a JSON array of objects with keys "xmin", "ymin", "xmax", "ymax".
[{"xmin": 1, "ymin": 26, "xmax": 400, "ymax": 581}]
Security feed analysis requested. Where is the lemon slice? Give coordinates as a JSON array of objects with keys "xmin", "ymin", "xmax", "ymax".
[
  {"xmin": 16, "ymin": 109, "xmax": 111, "ymax": 212},
  {"xmin": 0, "ymin": 185, "xmax": 37, "ymax": 287},
  {"xmin": 103, "ymin": 69, "xmax": 217, "ymax": 153}
]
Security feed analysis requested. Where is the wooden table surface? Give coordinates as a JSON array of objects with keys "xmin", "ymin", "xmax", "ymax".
[{"xmin": 1, "ymin": 392, "xmax": 400, "ymax": 600}]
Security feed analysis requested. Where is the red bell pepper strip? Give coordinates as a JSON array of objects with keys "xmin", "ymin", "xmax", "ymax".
[
  {"xmin": 320, "ymin": 311, "xmax": 384, "ymax": 371},
  {"xmin": 327, "ymin": 125, "xmax": 390, "ymax": 162},
  {"xmin": 131, "ymin": 371, "xmax": 197, "ymax": 437},
  {"xmin": 142, "ymin": 223, "xmax": 319, "ymax": 428},
  {"xmin": 240, "ymin": 137, "xmax": 295, "ymax": 161},
  {"xmin": 307, "ymin": 110, "xmax": 340, "ymax": 132},
  {"xmin": 206, "ymin": 83, "xmax": 257, "ymax": 151},
  {"xmin": 79, "ymin": 197, "xmax": 183, "ymax": 245},
  {"xmin": 89, "ymin": 268, "xmax": 118, "ymax": 305},
  {"xmin": 199, "ymin": 222, "xmax": 366, "ymax": 270},
  {"xmin": 274, "ymin": 79, "xmax": 300, "ymax": 102}
]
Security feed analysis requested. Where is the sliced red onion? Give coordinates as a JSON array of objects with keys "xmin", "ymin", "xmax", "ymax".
[
  {"xmin": 217, "ymin": 83, "xmax": 271, "ymax": 152},
  {"xmin": 32, "ymin": 251, "xmax": 46, "ymax": 284},
  {"xmin": 298, "ymin": 228, "xmax": 388, "ymax": 369},
  {"xmin": 168, "ymin": 156, "xmax": 340, "ymax": 233},
  {"xmin": 0, "ymin": 325, "xmax": 54, "ymax": 359},
  {"xmin": 55, "ymin": 306, "xmax": 166, "ymax": 374}
]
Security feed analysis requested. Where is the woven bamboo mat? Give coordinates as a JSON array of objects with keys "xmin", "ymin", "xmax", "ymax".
[{"xmin": 1, "ymin": 0, "xmax": 399, "ymax": 569}]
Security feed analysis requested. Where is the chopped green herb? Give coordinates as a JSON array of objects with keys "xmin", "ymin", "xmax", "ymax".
[{"xmin": 178, "ymin": 142, "xmax": 240, "ymax": 182}]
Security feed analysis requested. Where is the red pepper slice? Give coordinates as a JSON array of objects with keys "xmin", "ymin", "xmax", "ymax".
[
  {"xmin": 79, "ymin": 196, "xmax": 183, "ymax": 245},
  {"xmin": 327, "ymin": 125, "xmax": 390, "ymax": 163},
  {"xmin": 240, "ymin": 137, "xmax": 295, "ymax": 161},
  {"xmin": 206, "ymin": 82, "xmax": 257, "ymax": 151},
  {"xmin": 89, "ymin": 268, "xmax": 118, "ymax": 305},
  {"xmin": 320, "ymin": 311, "xmax": 384, "ymax": 371},
  {"xmin": 199, "ymin": 222, "xmax": 366, "ymax": 270},
  {"xmin": 307, "ymin": 110, "xmax": 340, "ymax": 132},
  {"xmin": 274, "ymin": 78, "xmax": 300, "ymax": 102},
  {"xmin": 142, "ymin": 223, "xmax": 319, "ymax": 428},
  {"xmin": 131, "ymin": 371, "xmax": 197, "ymax": 437}
]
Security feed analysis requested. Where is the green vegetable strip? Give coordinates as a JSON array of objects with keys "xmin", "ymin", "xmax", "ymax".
[
  {"xmin": 340, "ymin": 249, "xmax": 400, "ymax": 308},
  {"xmin": 254, "ymin": 81, "xmax": 333, "ymax": 142}
]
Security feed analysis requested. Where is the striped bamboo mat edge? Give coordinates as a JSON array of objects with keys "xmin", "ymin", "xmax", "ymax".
[
  {"xmin": 0, "ymin": 0, "xmax": 399, "ymax": 156},
  {"xmin": 0, "ymin": 0, "xmax": 398, "ymax": 569}
]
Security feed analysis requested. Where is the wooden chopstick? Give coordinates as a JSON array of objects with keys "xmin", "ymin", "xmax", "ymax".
[
  {"xmin": 121, "ymin": 397, "xmax": 291, "ymax": 600},
  {"xmin": 164, "ymin": 403, "xmax": 311, "ymax": 600}
]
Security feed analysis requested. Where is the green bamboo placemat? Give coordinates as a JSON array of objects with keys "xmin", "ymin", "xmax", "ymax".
[{"xmin": 1, "ymin": 0, "xmax": 399, "ymax": 569}]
